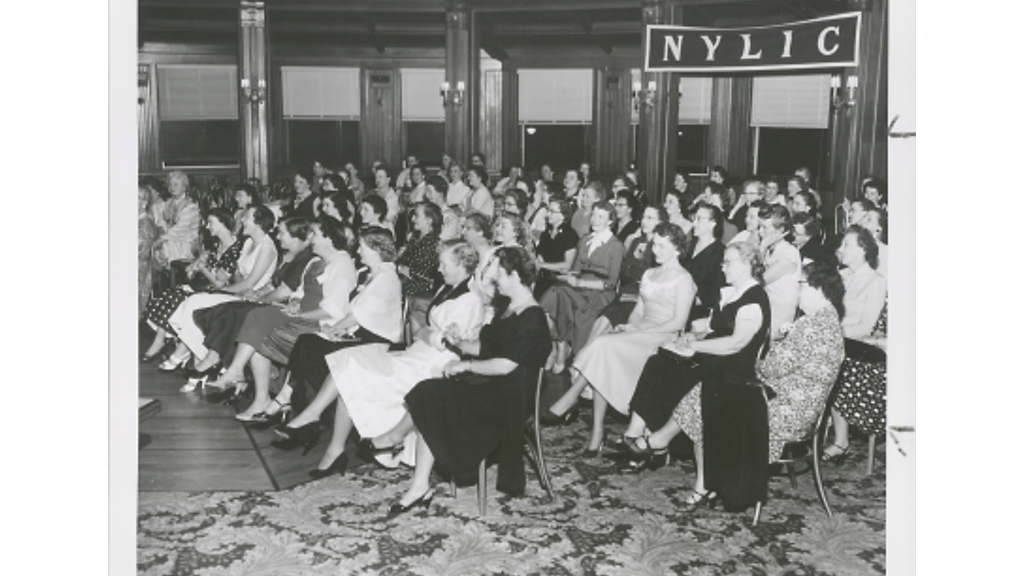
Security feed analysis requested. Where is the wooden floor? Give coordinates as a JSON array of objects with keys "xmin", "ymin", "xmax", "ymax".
[{"xmin": 138, "ymin": 359, "xmax": 350, "ymax": 492}]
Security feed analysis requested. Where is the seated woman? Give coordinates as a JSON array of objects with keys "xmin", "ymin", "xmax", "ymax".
[
  {"xmin": 533, "ymin": 197, "xmax": 579, "ymax": 298},
  {"xmin": 617, "ymin": 242, "xmax": 771, "ymax": 513},
  {"xmin": 492, "ymin": 211, "xmax": 535, "ymax": 256},
  {"xmin": 728, "ymin": 199, "xmax": 766, "ymax": 247},
  {"xmin": 141, "ymin": 208, "xmax": 244, "ymax": 365},
  {"xmin": 231, "ymin": 182, "xmax": 261, "ymax": 236},
  {"xmin": 423, "ymin": 176, "xmax": 460, "ymax": 241},
  {"xmin": 684, "ymin": 202, "xmax": 727, "ymax": 323},
  {"xmin": 540, "ymin": 223, "xmax": 696, "ymax": 458},
  {"xmin": 612, "ymin": 193, "xmax": 641, "ymax": 243},
  {"xmin": 540, "ymin": 200, "xmax": 624, "ymax": 373},
  {"xmin": 358, "ymin": 194, "xmax": 389, "ymax": 232},
  {"xmin": 501, "ymin": 188, "xmax": 529, "ymax": 219},
  {"xmin": 160, "ymin": 206, "xmax": 279, "ymax": 368},
  {"xmin": 662, "ymin": 189, "xmax": 692, "ymax": 237},
  {"xmin": 823, "ymin": 225, "xmax": 887, "ymax": 463},
  {"xmin": 791, "ymin": 212, "xmax": 831, "ymax": 265},
  {"xmin": 365, "ymin": 246, "xmax": 553, "ymax": 516},
  {"xmin": 760, "ymin": 260, "xmax": 846, "ymax": 464},
  {"xmin": 525, "ymin": 179, "xmax": 551, "ymax": 241},
  {"xmin": 183, "ymin": 216, "xmax": 324, "ymax": 391},
  {"xmin": 758, "ymin": 204, "xmax": 802, "ymax": 338},
  {"xmin": 274, "ymin": 240, "xmax": 486, "ymax": 477},
  {"xmin": 570, "ymin": 182, "xmax": 600, "ymax": 238},
  {"xmin": 151, "ymin": 171, "xmax": 201, "ymax": 286},
  {"xmin": 263, "ymin": 228, "xmax": 404, "ymax": 441},
  {"xmin": 585, "ymin": 205, "xmax": 667, "ymax": 338},
  {"xmin": 138, "ymin": 183, "xmax": 160, "ymax": 318},
  {"xmin": 202, "ymin": 217, "xmax": 359, "ymax": 418},
  {"xmin": 397, "ymin": 202, "xmax": 443, "ymax": 329}
]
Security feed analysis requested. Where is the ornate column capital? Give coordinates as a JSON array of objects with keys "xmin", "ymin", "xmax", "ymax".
[{"xmin": 240, "ymin": 1, "xmax": 265, "ymax": 28}]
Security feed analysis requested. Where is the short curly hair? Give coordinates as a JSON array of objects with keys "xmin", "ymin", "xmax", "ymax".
[
  {"xmin": 495, "ymin": 245, "xmax": 538, "ymax": 287},
  {"xmin": 726, "ymin": 240, "xmax": 766, "ymax": 284},
  {"xmin": 803, "ymin": 259, "xmax": 846, "ymax": 320},
  {"xmin": 359, "ymin": 226, "xmax": 397, "ymax": 263}
]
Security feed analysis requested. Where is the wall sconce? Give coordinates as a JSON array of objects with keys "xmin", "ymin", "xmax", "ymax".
[
  {"xmin": 241, "ymin": 77, "xmax": 266, "ymax": 105},
  {"xmin": 831, "ymin": 74, "xmax": 857, "ymax": 112},
  {"xmin": 440, "ymin": 80, "xmax": 465, "ymax": 107},
  {"xmin": 631, "ymin": 80, "xmax": 657, "ymax": 113}
]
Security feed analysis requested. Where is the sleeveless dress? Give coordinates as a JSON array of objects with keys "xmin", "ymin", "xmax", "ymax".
[{"xmin": 577, "ymin": 267, "xmax": 696, "ymax": 414}]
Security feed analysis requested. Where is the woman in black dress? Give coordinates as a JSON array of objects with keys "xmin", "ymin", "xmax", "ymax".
[
  {"xmin": 365, "ymin": 246, "xmax": 553, "ymax": 517},
  {"xmin": 618, "ymin": 241, "xmax": 772, "ymax": 513},
  {"xmin": 683, "ymin": 202, "xmax": 727, "ymax": 323}
]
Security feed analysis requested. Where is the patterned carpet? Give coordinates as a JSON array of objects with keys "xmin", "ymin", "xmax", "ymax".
[{"xmin": 137, "ymin": 419, "xmax": 887, "ymax": 576}]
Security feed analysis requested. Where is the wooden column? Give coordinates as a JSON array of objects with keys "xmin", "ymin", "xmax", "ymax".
[
  {"xmin": 239, "ymin": 1, "xmax": 269, "ymax": 184},
  {"xmin": 708, "ymin": 76, "xmax": 753, "ymax": 179},
  {"xmin": 594, "ymin": 67, "xmax": 632, "ymax": 177},
  {"xmin": 637, "ymin": 0, "xmax": 682, "ymax": 206},
  {"xmin": 828, "ymin": 0, "xmax": 888, "ymax": 211},
  {"xmin": 481, "ymin": 68, "xmax": 518, "ymax": 172},
  {"xmin": 445, "ymin": 0, "xmax": 478, "ymax": 167},
  {"xmin": 137, "ymin": 63, "xmax": 159, "ymax": 172},
  {"xmin": 360, "ymin": 68, "xmax": 402, "ymax": 169}
]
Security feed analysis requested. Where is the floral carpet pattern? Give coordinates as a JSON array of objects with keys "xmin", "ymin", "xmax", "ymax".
[{"xmin": 138, "ymin": 422, "xmax": 887, "ymax": 576}]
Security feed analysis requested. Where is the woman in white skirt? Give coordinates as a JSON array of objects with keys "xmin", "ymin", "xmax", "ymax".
[
  {"xmin": 275, "ymin": 239, "xmax": 487, "ymax": 477},
  {"xmin": 540, "ymin": 222, "xmax": 696, "ymax": 456}
]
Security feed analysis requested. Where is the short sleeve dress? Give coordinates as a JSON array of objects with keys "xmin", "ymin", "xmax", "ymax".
[{"xmin": 404, "ymin": 306, "xmax": 553, "ymax": 496}]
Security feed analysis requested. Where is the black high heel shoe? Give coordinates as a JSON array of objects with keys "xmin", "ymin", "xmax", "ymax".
[
  {"xmin": 386, "ymin": 489, "xmax": 434, "ymax": 519},
  {"xmin": 246, "ymin": 400, "xmax": 293, "ymax": 429},
  {"xmin": 538, "ymin": 406, "xmax": 579, "ymax": 427},
  {"xmin": 580, "ymin": 433, "xmax": 606, "ymax": 458},
  {"xmin": 356, "ymin": 438, "xmax": 405, "ymax": 461},
  {"xmin": 309, "ymin": 453, "xmax": 349, "ymax": 479},
  {"xmin": 618, "ymin": 436, "xmax": 670, "ymax": 472},
  {"xmin": 272, "ymin": 422, "xmax": 322, "ymax": 456}
]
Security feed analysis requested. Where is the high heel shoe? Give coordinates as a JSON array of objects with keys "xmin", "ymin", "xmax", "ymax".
[
  {"xmin": 309, "ymin": 453, "xmax": 349, "ymax": 479},
  {"xmin": 605, "ymin": 434, "xmax": 640, "ymax": 455},
  {"xmin": 581, "ymin": 437, "xmax": 605, "ymax": 458},
  {"xmin": 681, "ymin": 490, "xmax": 720, "ymax": 512},
  {"xmin": 203, "ymin": 377, "xmax": 247, "ymax": 404},
  {"xmin": 272, "ymin": 422, "xmax": 322, "ymax": 456},
  {"xmin": 356, "ymin": 437, "xmax": 405, "ymax": 461},
  {"xmin": 618, "ymin": 436, "xmax": 670, "ymax": 472},
  {"xmin": 538, "ymin": 406, "xmax": 579, "ymax": 427},
  {"xmin": 246, "ymin": 399, "xmax": 292, "ymax": 428},
  {"xmin": 821, "ymin": 444, "xmax": 849, "ymax": 464},
  {"xmin": 158, "ymin": 351, "xmax": 191, "ymax": 372},
  {"xmin": 386, "ymin": 489, "xmax": 434, "ymax": 519},
  {"xmin": 180, "ymin": 364, "xmax": 221, "ymax": 393}
]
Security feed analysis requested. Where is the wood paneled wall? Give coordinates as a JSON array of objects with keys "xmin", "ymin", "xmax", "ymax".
[
  {"xmin": 827, "ymin": 0, "xmax": 888, "ymax": 212},
  {"xmin": 594, "ymin": 67, "xmax": 632, "ymax": 177},
  {"xmin": 361, "ymin": 68, "xmax": 403, "ymax": 169},
  {"xmin": 708, "ymin": 76, "xmax": 753, "ymax": 180}
]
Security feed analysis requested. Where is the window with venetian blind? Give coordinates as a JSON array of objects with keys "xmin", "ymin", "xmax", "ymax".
[
  {"xmin": 400, "ymin": 68, "xmax": 446, "ymax": 165},
  {"xmin": 750, "ymin": 74, "xmax": 831, "ymax": 177},
  {"xmin": 630, "ymin": 69, "xmax": 712, "ymax": 174},
  {"xmin": 157, "ymin": 64, "xmax": 240, "ymax": 168},
  {"xmin": 518, "ymin": 69, "xmax": 593, "ymax": 170},
  {"xmin": 280, "ymin": 67, "xmax": 361, "ymax": 168}
]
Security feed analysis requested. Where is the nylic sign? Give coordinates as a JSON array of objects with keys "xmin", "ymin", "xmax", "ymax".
[{"xmin": 645, "ymin": 12, "xmax": 861, "ymax": 73}]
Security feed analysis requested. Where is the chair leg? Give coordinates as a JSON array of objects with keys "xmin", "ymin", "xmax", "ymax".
[
  {"xmin": 532, "ymin": 423, "xmax": 554, "ymax": 497},
  {"xmin": 811, "ymin": 426, "xmax": 834, "ymax": 518},
  {"xmin": 477, "ymin": 460, "xmax": 487, "ymax": 517},
  {"xmin": 866, "ymin": 434, "xmax": 876, "ymax": 475},
  {"xmin": 752, "ymin": 501, "xmax": 762, "ymax": 526},
  {"xmin": 786, "ymin": 462, "xmax": 798, "ymax": 490}
]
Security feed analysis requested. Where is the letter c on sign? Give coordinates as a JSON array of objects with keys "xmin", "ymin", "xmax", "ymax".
[{"xmin": 818, "ymin": 26, "xmax": 840, "ymax": 56}]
